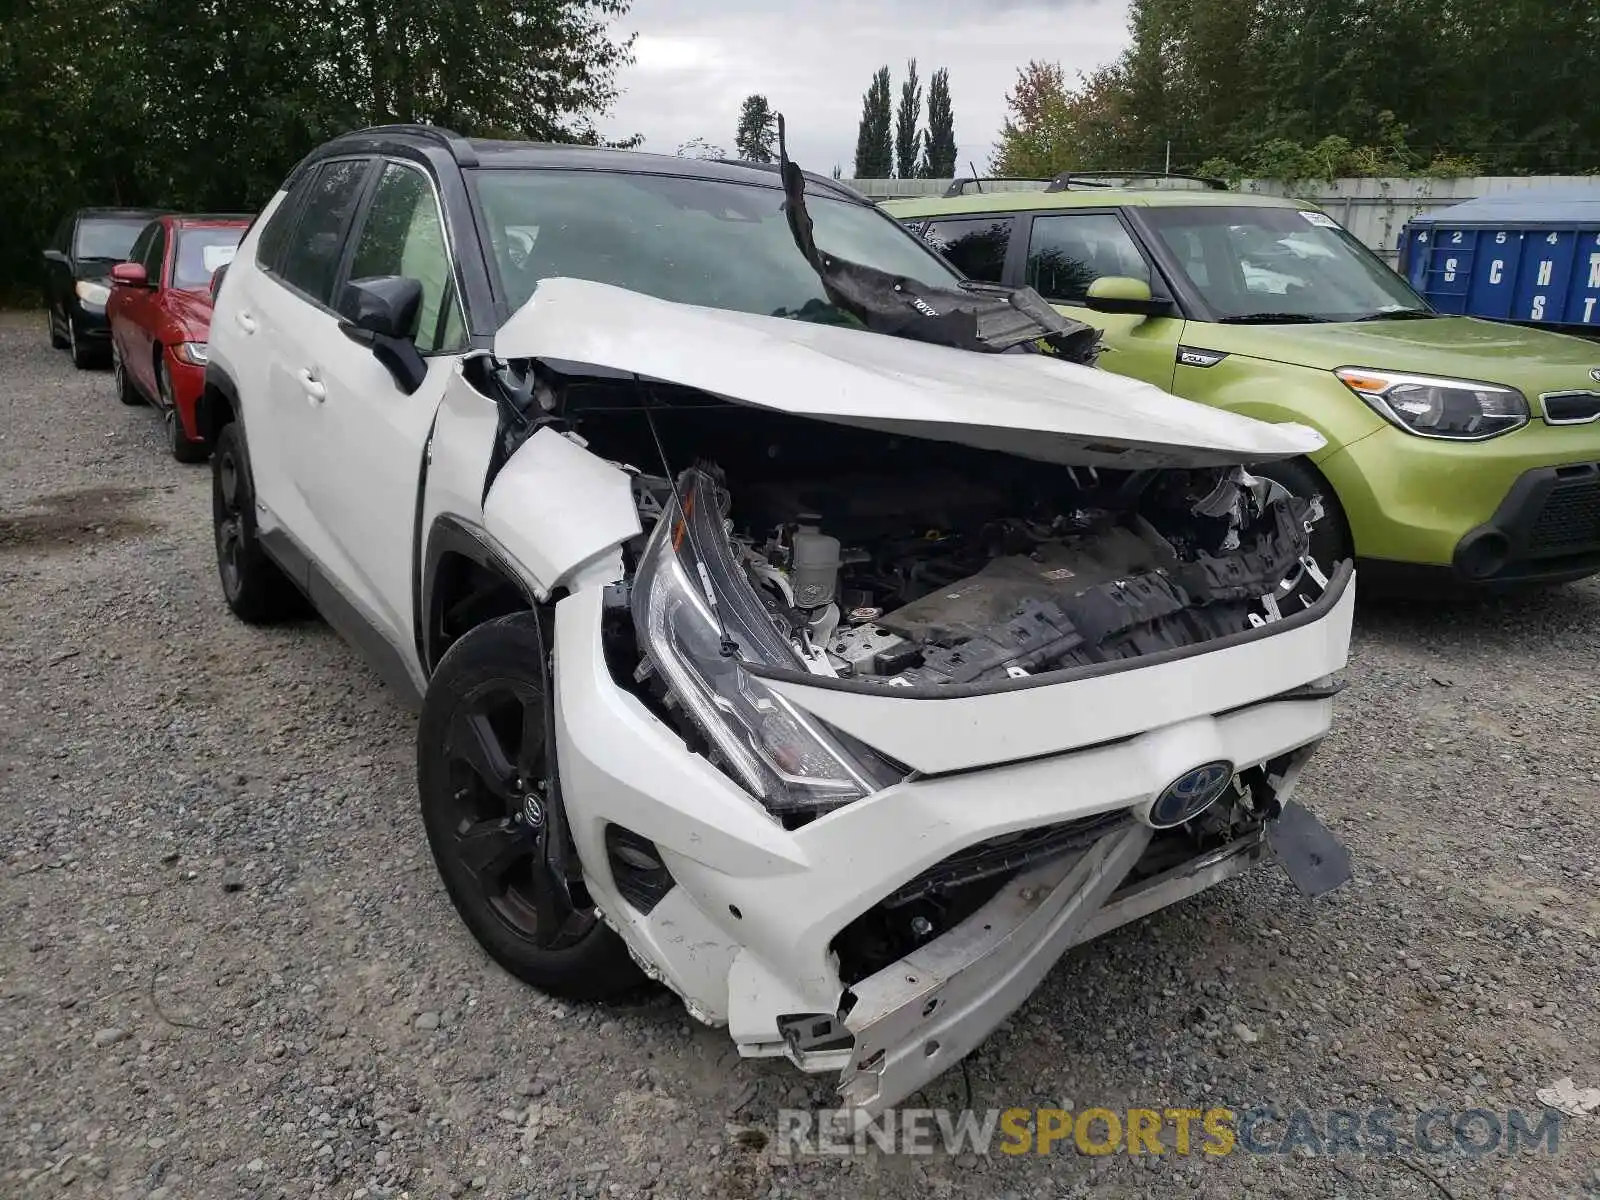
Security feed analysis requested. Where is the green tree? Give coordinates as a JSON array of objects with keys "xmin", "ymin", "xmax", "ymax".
[
  {"xmin": 853, "ymin": 65, "xmax": 893, "ymax": 179},
  {"xmin": 921, "ymin": 67, "xmax": 957, "ymax": 177},
  {"xmin": 734, "ymin": 94, "xmax": 777, "ymax": 162},
  {"xmin": 894, "ymin": 58, "xmax": 922, "ymax": 179},
  {"xmin": 0, "ymin": 0, "xmax": 638, "ymax": 300}
]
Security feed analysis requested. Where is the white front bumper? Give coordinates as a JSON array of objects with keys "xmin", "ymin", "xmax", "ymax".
[{"xmin": 550, "ymin": 567, "xmax": 1355, "ymax": 1109}]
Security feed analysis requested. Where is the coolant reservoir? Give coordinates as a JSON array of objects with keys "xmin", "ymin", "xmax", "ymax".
[{"xmin": 790, "ymin": 526, "xmax": 842, "ymax": 610}]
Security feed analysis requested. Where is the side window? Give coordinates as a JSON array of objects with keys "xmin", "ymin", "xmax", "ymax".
[
  {"xmin": 277, "ymin": 159, "xmax": 369, "ymax": 305},
  {"xmin": 345, "ymin": 162, "xmax": 466, "ymax": 353},
  {"xmin": 922, "ymin": 217, "xmax": 1010, "ymax": 283},
  {"xmin": 1025, "ymin": 213, "xmax": 1149, "ymax": 302},
  {"xmin": 255, "ymin": 176, "xmax": 308, "ymax": 273},
  {"xmin": 142, "ymin": 226, "xmax": 168, "ymax": 281}
]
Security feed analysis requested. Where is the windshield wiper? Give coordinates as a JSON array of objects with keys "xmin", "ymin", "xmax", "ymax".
[
  {"xmin": 1216, "ymin": 313, "xmax": 1332, "ymax": 324},
  {"xmin": 1353, "ymin": 308, "xmax": 1436, "ymax": 321}
]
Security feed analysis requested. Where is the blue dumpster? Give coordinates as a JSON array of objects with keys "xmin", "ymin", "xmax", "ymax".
[{"xmin": 1400, "ymin": 189, "xmax": 1600, "ymax": 332}]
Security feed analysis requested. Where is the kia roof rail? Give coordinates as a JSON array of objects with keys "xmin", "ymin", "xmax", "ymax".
[
  {"xmin": 943, "ymin": 176, "xmax": 1053, "ymax": 197},
  {"xmin": 1044, "ymin": 169, "xmax": 1229, "ymax": 192}
]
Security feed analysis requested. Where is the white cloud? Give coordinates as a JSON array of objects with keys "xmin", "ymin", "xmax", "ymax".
[{"xmin": 602, "ymin": 0, "xmax": 1132, "ymax": 175}]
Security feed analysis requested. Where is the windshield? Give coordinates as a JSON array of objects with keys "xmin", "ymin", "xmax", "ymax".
[
  {"xmin": 75, "ymin": 218, "xmax": 150, "ymax": 261},
  {"xmin": 173, "ymin": 226, "xmax": 246, "ymax": 289},
  {"xmin": 1142, "ymin": 205, "xmax": 1428, "ymax": 322},
  {"xmin": 471, "ymin": 170, "xmax": 963, "ymax": 320}
]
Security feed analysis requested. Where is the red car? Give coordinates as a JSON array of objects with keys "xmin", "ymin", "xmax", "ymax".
[{"xmin": 107, "ymin": 214, "xmax": 252, "ymax": 462}]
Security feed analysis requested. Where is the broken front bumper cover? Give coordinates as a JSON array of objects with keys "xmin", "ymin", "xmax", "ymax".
[{"xmin": 834, "ymin": 800, "xmax": 1347, "ymax": 1113}]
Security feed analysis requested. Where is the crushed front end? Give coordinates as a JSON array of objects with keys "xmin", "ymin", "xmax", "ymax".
[{"xmin": 495, "ymin": 364, "xmax": 1357, "ymax": 1115}]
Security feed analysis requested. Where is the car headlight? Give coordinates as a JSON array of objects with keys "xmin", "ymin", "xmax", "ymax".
[
  {"xmin": 175, "ymin": 342, "xmax": 209, "ymax": 365},
  {"xmin": 631, "ymin": 469, "xmax": 903, "ymax": 815},
  {"xmin": 1336, "ymin": 368, "xmax": 1528, "ymax": 440},
  {"xmin": 74, "ymin": 280, "xmax": 110, "ymax": 306}
]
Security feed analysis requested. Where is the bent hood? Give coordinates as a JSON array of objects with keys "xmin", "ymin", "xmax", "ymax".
[{"xmin": 496, "ymin": 278, "xmax": 1324, "ymax": 470}]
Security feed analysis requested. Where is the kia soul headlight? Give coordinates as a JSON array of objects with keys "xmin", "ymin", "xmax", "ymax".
[
  {"xmin": 1336, "ymin": 368, "xmax": 1528, "ymax": 440},
  {"xmin": 631, "ymin": 469, "xmax": 903, "ymax": 814}
]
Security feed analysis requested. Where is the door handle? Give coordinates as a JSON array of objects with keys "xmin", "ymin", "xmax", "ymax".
[
  {"xmin": 297, "ymin": 368, "xmax": 326, "ymax": 404},
  {"xmin": 235, "ymin": 310, "xmax": 257, "ymax": 334}
]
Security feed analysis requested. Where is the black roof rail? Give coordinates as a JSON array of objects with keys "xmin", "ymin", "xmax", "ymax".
[
  {"xmin": 342, "ymin": 123, "xmax": 480, "ymax": 167},
  {"xmin": 942, "ymin": 175, "xmax": 1052, "ymax": 197},
  {"xmin": 1044, "ymin": 169, "xmax": 1228, "ymax": 192}
]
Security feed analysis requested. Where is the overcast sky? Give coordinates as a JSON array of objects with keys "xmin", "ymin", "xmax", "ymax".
[{"xmin": 600, "ymin": 0, "xmax": 1133, "ymax": 176}]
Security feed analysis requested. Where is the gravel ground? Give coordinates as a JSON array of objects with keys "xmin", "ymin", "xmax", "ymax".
[{"xmin": 2, "ymin": 307, "xmax": 1598, "ymax": 1200}]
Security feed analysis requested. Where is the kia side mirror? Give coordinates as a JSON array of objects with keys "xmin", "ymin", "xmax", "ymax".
[
  {"xmin": 43, "ymin": 249, "xmax": 68, "ymax": 265},
  {"xmin": 338, "ymin": 275, "xmax": 427, "ymax": 395},
  {"xmin": 1085, "ymin": 275, "xmax": 1168, "ymax": 316},
  {"xmin": 111, "ymin": 262, "xmax": 149, "ymax": 288}
]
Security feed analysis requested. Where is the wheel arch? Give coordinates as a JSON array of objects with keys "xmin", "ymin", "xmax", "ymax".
[
  {"xmin": 197, "ymin": 364, "xmax": 241, "ymax": 448},
  {"xmin": 420, "ymin": 515, "xmax": 541, "ymax": 677}
]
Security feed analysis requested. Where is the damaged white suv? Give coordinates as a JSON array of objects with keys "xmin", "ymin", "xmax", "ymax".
[{"xmin": 201, "ymin": 124, "xmax": 1356, "ymax": 1114}]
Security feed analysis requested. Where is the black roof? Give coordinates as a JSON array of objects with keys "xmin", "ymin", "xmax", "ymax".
[{"xmin": 314, "ymin": 125, "xmax": 867, "ymax": 203}]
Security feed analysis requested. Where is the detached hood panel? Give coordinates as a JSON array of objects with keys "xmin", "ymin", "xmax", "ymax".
[{"xmin": 496, "ymin": 278, "xmax": 1324, "ymax": 470}]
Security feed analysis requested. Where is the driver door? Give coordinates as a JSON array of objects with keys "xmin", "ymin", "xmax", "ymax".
[
  {"xmin": 290, "ymin": 159, "xmax": 470, "ymax": 660},
  {"xmin": 1016, "ymin": 210, "xmax": 1182, "ymax": 391}
]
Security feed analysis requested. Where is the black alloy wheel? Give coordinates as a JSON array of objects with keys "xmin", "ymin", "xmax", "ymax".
[{"xmin": 418, "ymin": 613, "xmax": 640, "ymax": 1000}]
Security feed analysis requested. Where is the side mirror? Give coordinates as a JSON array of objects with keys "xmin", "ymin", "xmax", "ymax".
[
  {"xmin": 209, "ymin": 264, "xmax": 229, "ymax": 302},
  {"xmin": 111, "ymin": 262, "xmax": 149, "ymax": 288},
  {"xmin": 43, "ymin": 248, "xmax": 68, "ymax": 266},
  {"xmin": 1085, "ymin": 275, "xmax": 1168, "ymax": 316},
  {"xmin": 338, "ymin": 276, "xmax": 427, "ymax": 395}
]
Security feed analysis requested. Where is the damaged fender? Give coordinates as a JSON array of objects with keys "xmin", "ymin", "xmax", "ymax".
[{"xmin": 482, "ymin": 426, "xmax": 641, "ymax": 599}]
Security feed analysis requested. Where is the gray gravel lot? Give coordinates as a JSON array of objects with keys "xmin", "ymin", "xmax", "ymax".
[{"xmin": 2, "ymin": 308, "xmax": 1598, "ymax": 1199}]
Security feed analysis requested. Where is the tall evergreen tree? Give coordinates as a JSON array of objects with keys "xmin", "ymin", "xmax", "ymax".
[
  {"xmin": 921, "ymin": 67, "xmax": 957, "ymax": 177},
  {"xmin": 734, "ymin": 94, "xmax": 777, "ymax": 162},
  {"xmin": 852, "ymin": 66, "xmax": 894, "ymax": 178},
  {"xmin": 894, "ymin": 58, "xmax": 922, "ymax": 179}
]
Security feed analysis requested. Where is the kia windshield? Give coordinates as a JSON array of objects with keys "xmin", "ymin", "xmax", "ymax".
[
  {"xmin": 1143, "ymin": 205, "xmax": 1430, "ymax": 323},
  {"xmin": 472, "ymin": 170, "xmax": 963, "ymax": 321}
]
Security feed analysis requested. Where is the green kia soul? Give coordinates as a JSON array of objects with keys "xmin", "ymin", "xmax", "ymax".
[{"xmin": 883, "ymin": 177, "xmax": 1600, "ymax": 588}]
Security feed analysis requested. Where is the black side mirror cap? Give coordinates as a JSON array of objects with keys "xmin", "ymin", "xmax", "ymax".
[
  {"xmin": 42, "ymin": 249, "xmax": 68, "ymax": 265},
  {"xmin": 341, "ymin": 275, "xmax": 422, "ymax": 339},
  {"xmin": 338, "ymin": 275, "xmax": 428, "ymax": 395}
]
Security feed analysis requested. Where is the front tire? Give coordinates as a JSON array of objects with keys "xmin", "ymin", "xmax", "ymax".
[
  {"xmin": 112, "ymin": 345, "xmax": 143, "ymax": 405},
  {"xmin": 48, "ymin": 306, "xmax": 69, "ymax": 350},
  {"xmin": 159, "ymin": 362, "xmax": 208, "ymax": 463},
  {"xmin": 68, "ymin": 318, "xmax": 96, "ymax": 370},
  {"xmin": 1252, "ymin": 456, "xmax": 1352, "ymax": 568},
  {"xmin": 417, "ymin": 613, "xmax": 640, "ymax": 1001},
  {"xmin": 211, "ymin": 423, "xmax": 305, "ymax": 623}
]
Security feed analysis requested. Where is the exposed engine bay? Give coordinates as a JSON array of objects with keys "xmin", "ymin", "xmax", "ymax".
[{"xmin": 628, "ymin": 458, "xmax": 1328, "ymax": 691}]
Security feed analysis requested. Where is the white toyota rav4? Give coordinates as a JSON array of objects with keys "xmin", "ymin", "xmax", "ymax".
[{"xmin": 201, "ymin": 124, "xmax": 1356, "ymax": 1113}]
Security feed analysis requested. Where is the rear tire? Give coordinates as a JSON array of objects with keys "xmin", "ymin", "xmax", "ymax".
[
  {"xmin": 1252, "ymin": 456, "xmax": 1352, "ymax": 567},
  {"xmin": 159, "ymin": 362, "xmax": 208, "ymax": 463},
  {"xmin": 417, "ymin": 613, "xmax": 641, "ymax": 1001},
  {"xmin": 211, "ymin": 423, "xmax": 305, "ymax": 623}
]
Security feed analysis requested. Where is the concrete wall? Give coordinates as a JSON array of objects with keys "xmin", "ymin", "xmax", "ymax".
[{"xmin": 846, "ymin": 176, "xmax": 1600, "ymax": 264}]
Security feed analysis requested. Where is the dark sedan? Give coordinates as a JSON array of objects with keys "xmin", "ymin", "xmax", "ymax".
[{"xmin": 43, "ymin": 207, "xmax": 170, "ymax": 367}]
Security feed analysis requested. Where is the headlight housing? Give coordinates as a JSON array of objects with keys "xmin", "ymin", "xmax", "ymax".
[
  {"xmin": 74, "ymin": 280, "xmax": 110, "ymax": 306},
  {"xmin": 1336, "ymin": 368, "xmax": 1528, "ymax": 440},
  {"xmin": 175, "ymin": 342, "xmax": 209, "ymax": 365},
  {"xmin": 631, "ymin": 469, "xmax": 903, "ymax": 815}
]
